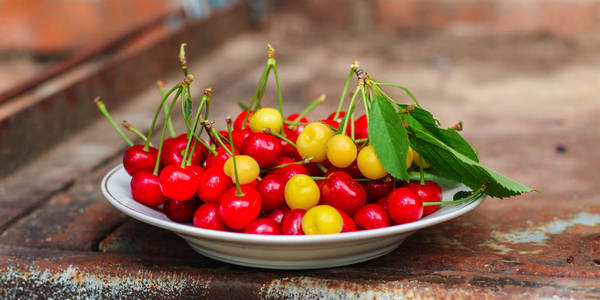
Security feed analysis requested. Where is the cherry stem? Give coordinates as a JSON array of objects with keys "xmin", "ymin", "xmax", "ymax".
[
  {"xmin": 261, "ymin": 158, "xmax": 312, "ymax": 172},
  {"xmin": 203, "ymin": 123, "xmax": 219, "ymax": 147},
  {"xmin": 314, "ymin": 162, "xmax": 328, "ymax": 173},
  {"xmin": 193, "ymin": 132, "xmax": 217, "ymax": 155},
  {"xmin": 157, "ymin": 81, "xmax": 176, "ymax": 138},
  {"xmin": 153, "ymin": 87, "xmax": 183, "ymax": 175},
  {"xmin": 210, "ymin": 125, "xmax": 234, "ymax": 157},
  {"xmin": 94, "ymin": 98, "xmax": 134, "ymax": 146},
  {"xmin": 242, "ymin": 50, "xmax": 273, "ymax": 129},
  {"xmin": 264, "ymin": 128, "xmax": 296, "ymax": 148},
  {"xmin": 423, "ymin": 183, "xmax": 488, "ymax": 206},
  {"xmin": 374, "ymin": 82, "xmax": 421, "ymax": 108},
  {"xmin": 339, "ymin": 86, "xmax": 361, "ymax": 135},
  {"xmin": 144, "ymin": 84, "xmax": 180, "ymax": 151},
  {"xmin": 181, "ymin": 88, "xmax": 210, "ymax": 168},
  {"xmin": 122, "ymin": 120, "xmax": 152, "ymax": 146},
  {"xmin": 284, "ymin": 120, "xmax": 310, "ymax": 126},
  {"xmin": 270, "ymin": 62, "xmax": 284, "ymax": 117},
  {"xmin": 181, "ymin": 86, "xmax": 193, "ymax": 134},
  {"xmin": 334, "ymin": 62, "xmax": 358, "ymax": 120},
  {"xmin": 289, "ymin": 94, "xmax": 325, "ymax": 130},
  {"xmin": 179, "ymin": 43, "xmax": 188, "ymax": 77},
  {"xmin": 226, "ymin": 117, "xmax": 244, "ymax": 196}
]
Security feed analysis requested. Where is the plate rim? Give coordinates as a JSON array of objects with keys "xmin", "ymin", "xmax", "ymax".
[{"xmin": 101, "ymin": 164, "xmax": 485, "ymax": 245}]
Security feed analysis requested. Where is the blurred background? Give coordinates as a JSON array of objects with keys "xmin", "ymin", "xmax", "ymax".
[{"xmin": 0, "ymin": 0, "xmax": 597, "ymax": 182}]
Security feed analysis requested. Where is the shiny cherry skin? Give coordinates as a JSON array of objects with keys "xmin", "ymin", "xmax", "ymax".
[
  {"xmin": 241, "ymin": 132, "xmax": 282, "ymax": 168},
  {"xmin": 256, "ymin": 174, "xmax": 285, "ymax": 212},
  {"xmin": 375, "ymin": 197, "xmax": 388, "ymax": 212},
  {"xmin": 193, "ymin": 203, "xmax": 228, "ymax": 231},
  {"xmin": 266, "ymin": 207, "xmax": 290, "ymax": 224},
  {"xmin": 336, "ymin": 208, "xmax": 357, "ymax": 232},
  {"xmin": 321, "ymin": 171, "xmax": 367, "ymax": 215},
  {"xmin": 280, "ymin": 209, "xmax": 306, "ymax": 235},
  {"xmin": 353, "ymin": 204, "xmax": 390, "ymax": 230},
  {"xmin": 325, "ymin": 159, "xmax": 362, "ymax": 179},
  {"xmin": 130, "ymin": 171, "xmax": 165, "ymax": 207},
  {"xmin": 234, "ymin": 110, "xmax": 253, "ymax": 130},
  {"xmin": 205, "ymin": 146, "xmax": 238, "ymax": 169},
  {"xmin": 285, "ymin": 113, "xmax": 309, "ymax": 135},
  {"xmin": 320, "ymin": 119, "xmax": 340, "ymax": 131},
  {"xmin": 231, "ymin": 128, "xmax": 251, "ymax": 152},
  {"xmin": 159, "ymin": 165, "xmax": 199, "ymax": 201},
  {"xmin": 354, "ymin": 114, "xmax": 368, "ymax": 140},
  {"xmin": 326, "ymin": 111, "xmax": 345, "ymax": 123},
  {"xmin": 387, "ymin": 187, "xmax": 423, "ymax": 224},
  {"xmin": 266, "ymin": 156, "xmax": 295, "ymax": 177},
  {"xmin": 197, "ymin": 166, "xmax": 233, "ymax": 203},
  {"xmin": 361, "ymin": 175, "xmax": 395, "ymax": 203},
  {"xmin": 161, "ymin": 134, "xmax": 207, "ymax": 167},
  {"xmin": 407, "ymin": 180, "xmax": 442, "ymax": 217},
  {"xmin": 218, "ymin": 185, "xmax": 262, "ymax": 230},
  {"xmin": 277, "ymin": 164, "xmax": 311, "ymax": 183},
  {"xmin": 244, "ymin": 218, "xmax": 281, "ymax": 235},
  {"xmin": 280, "ymin": 127, "xmax": 299, "ymax": 158},
  {"xmin": 187, "ymin": 165, "xmax": 204, "ymax": 180},
  {"xmin": 163, "ymin": 197, "xmax": 201, "ymax": 223},
  {"xmin": 123, "ymin": 145, "xmax": 158, "ymax": 176}
]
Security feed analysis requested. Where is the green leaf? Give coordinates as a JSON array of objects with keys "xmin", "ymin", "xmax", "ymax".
[
  {"xmin": 369, "ymin": 96, "xmax": 409, "ymax": 181},
  {"xmin": 407, "ymin": 126, "xmax": 532, "ymax": 198},
  {"xmin": 399, "ymin": 104, "xmax": 479, "ymax": 162},
  {"xmin": 183, "ymin": 97, "xmax": 192, "ymax": 122}
]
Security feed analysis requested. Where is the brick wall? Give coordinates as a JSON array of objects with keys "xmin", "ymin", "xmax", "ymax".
[{"xmin": 291, "ymin": 0, "xmax": 600, "ymax": 38}]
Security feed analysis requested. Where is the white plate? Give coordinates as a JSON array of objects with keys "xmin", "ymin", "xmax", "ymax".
[{"xmin": 101, "ymin": 164, "xmax": 485, "ymax": 269}]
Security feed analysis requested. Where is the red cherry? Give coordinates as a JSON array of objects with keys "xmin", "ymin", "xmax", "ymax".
[
  {"xmin": 325, "ymin": 159, "xmax": 362, "ymax": 179},
  {"xmin": 277, "ymin": 164, "xmax": 311, "ymax": 183},
  {"xmin": 375, "ymin": 197, "xmax": 388, "ymax": 212},
  {"xmin": 123, "ymin": 145, "xmax": 158, "ymax": 176},
  {"xmin": 163, "ymin": 197, "xmax": 201, "ymax": 223},
  {"xmin": 353, "ymin": 204, "xmax": 390, "ymax": 230},
  {"xmin": 218, "ymin": 185, "xmax": 262, "ymax": 230},
  {"xmin": 285, "ymin": 113, "xmax": 309, "ymax": 135},
  {"xmin": 281, "ymin": 209, "xmax": 306, "ymax": 235},
  {"xmin": 407, "ymin": 181, "xmax": 442, "ymax": 217},
  {"xmin": 280, "ymin": 127, "xmax": 299, "ymax": 158},
  {"xmin": 266, "ymin": 207, "xmax": 290, "ymax": 224},
  {"xmin": 354, "ymin": 114, "xmax": 368, "ymax": 140},
  {"xmin": 161, "ymin": 134, "xmax": 208, "ymax": 167},
  {"xmin": 205, "ymin": 146, "xmax": 238, "ymax": 169},
  {"xmin": 336, "ymin": 208, "xmax": 357, "ymax": 232},
  {"xmin": 234, "ymin": 110, "xmax": 253, "ymax": 130},
  {"xmin": 187, "ymin": 165, "xmax": 204, "ymax": 180},
  {"xmin": 327, "ymin": 111, "xmax": 345, "ymax": 123},
  {"xmin": 256, "ymin": 174, "xmax": 285, "ymax": 212},
  {"xmin": 193, "ymin": 203, "xmax": 228, "ymax": 231},
  {"xmin": 197, "ymin": 166, "xmax": 233, "ymax": 203},
  {"xmin": 387, "ymin": 187, "xmax": 423, "ymax": 224},
  {"xmin": 361, "ymin": 175, "xmax": 395, "ymax": 203},
  {"xmin": 321, "ymin": 119, "xmax": 340, "ymax": 131},
  {"xmin": 241, "ymin": 132, "xmax": 282, "ymax": 168},
  {"xmin": 231, "ymin": 129, "xmax": 251, "ymax": 152},
  {"xmin": 159, "ymin": 165, "xmax": 199, "ymax": 201},
  {"xmin": 267, "ymin": 156, "xmax": 295, "ymax": 177},
  {"xmin": 244, "ymin": 218, "xmax": 281, "ymax": 235},
  {"xmin": 321, "ymin": 171, "xmax": 367, "ymax": 215},
  {"xmin": 130, "ymin": 171, "xmax": 165, "ymax": 207}
]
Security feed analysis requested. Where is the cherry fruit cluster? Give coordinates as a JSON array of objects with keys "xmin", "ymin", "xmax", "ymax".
[{"xmin": 97, "ymin": 44, "xmax": 484, "ymax": 236}]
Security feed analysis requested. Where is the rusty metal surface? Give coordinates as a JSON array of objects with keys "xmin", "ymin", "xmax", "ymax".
[{"xmin": 0, "ymin": 7, "xmax": 600, "ymax": 299}]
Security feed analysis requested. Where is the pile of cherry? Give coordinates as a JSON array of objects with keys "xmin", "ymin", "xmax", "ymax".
[{"xmin": 120, "ymin": 106, "xmax": 443, "ymax": 235}]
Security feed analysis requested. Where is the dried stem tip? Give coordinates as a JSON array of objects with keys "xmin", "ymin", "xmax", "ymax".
[
  {"xmin": 179, "ymin": 43, "xmax": 187, "ymax": 65},
  {"xmin": 225, "ymin": 117, "xmax": 232, "ymax": 125},
  {"xmin": 450, "ymin": 121, "xmax": 463, "ymax": 131},
  {"xmin": 263, "ymin": 128, "xmax": 272, "ymax": 134},
  {"xmin": 317, "ymin": 94, "xmax": 326, "ymax": 103},
  {"xmin": 204, "ymin": 88, "xmax": 212, "ymax": 96},
  {"xmin": 156, "ymin": 80, "xmax": 165, "ymax": 88},
  {"xmin": 122, "ymin": 120, "xmax": 132, "ymax": 129},
  {"xmin": 354, "ymin": 68, "xmax": 368, "ymax": 81},
  {"xmin": 182, "ymin": 74, "xmax": 194, "ymax": 85},
  {"xmin": 267, "ymin": 44, "xmax": 275, "ymax": 59},
  {"xmin": 351, "ymin": 61, "xmax": 360, "ymax": 70},
  {"xmin": 94, "ymin": 97, "xmax": 103, "ymax": 107}
]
